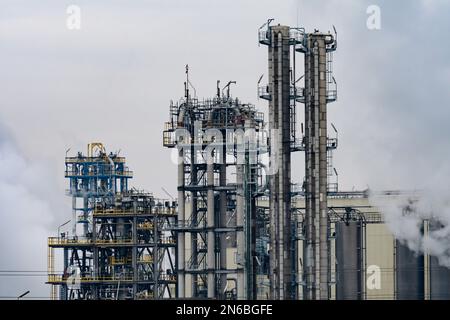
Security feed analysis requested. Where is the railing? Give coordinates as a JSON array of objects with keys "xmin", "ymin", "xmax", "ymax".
[
  {"xmin": 48, "ymin": 237, "xmax": 92, "ymax": 246},
  {"xmin": 159, "ymin": 273, "xmax": 176, "ymax": 282},
  {"xmin": 65, "ymin": 170, "xmax": 133, "ymax": 177},
  {"xmin": 291, "ymin": 183, "xmax": 304, "ymax": 195},
  {"xmin": 259, "ymin": 85, "xmax": 303, "ymax": 101},
  {"xmin": 258, "ymin": 30, "xmax": 270, "ymax": 45},
  {"xmin": 159, "ymin": 236, "xmax": 176, "ymax": 245},
  {"xmin": 295, "ymin": 87, "xmax": 306, "ymax": 103},
  {"xmin": 259, "ymin": 28, "xmax": 306, "ymax": 46},
  {"xmin": 48, "ymin": 274, "xmax": 133, "ymax": 283},
  {"xmin": 294, "ymin": 88, "xmax": 336, "ymax": 104},
  {"xmin": 138, "ymin": 256, "xmax": 153, "ymax": 263},
  {"xmin": 289, "ymin": 29, "xmax": 306, "ymax": 44},
  {"xmin": 258, "ymin": 86, "xmax": 270, "ymax": 100},
  {"xmin": 135, "ymin": 292, "xmax": 155, "ymax": 300},
  {"xmin": 48, "ymin": 237, "xmax": 135, "ymax": 246},
  {"xmin": 65, "ymin": 156, "xmax": 126, "ymax": 164},
  {"xmin": 137, "ymin": 222, "xmax": 154, "ymax": 230},
  {"xmin": 109, "ymin": 257, "xmax": 132, "ymax": 265},
  {"xmin": 327, "ymin": 138, "xmax": 338, "ymax": 150},
  {"xmin": 93, "ymin": 207, "xmax": 176, "ymax": 216},
  {"xmin": 47, "ymin": 273, "xmax": 176, "ymax": 283},
  {"xmin": 163, "ymin": 126, "xmax": 176, "ymax": 148},
  {"xmin": 327, "ymin": 89, "xmax": 338, "ymax": 102},
  {"xmin": 291, "ymin": 139, "xmax": 305, "ymax": 152},
  {"xmin": 289, "ymin": 137, "xmax": 337, "ymax": 152},
  {"xmin": 328, "ymin": 183, "xmax": 339, "ymax": 193},
  {"xmin": 254, "ymin": 112, "xmax": 265, "ymax": 122},
  {"xmin": 96, "ymin": 238, "xmax": 134, "ymax": 244}
]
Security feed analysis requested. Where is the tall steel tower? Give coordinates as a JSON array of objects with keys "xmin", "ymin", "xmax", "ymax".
[
  {"xmin": 259, "ymin": 20, "xmax": 337, "ymax": 300},
  {"xmin": 258, "ymin": 22, "xmax": 301, "ymax": 300},
  {"xmin": 297, "ymin": 30, "xmax": 337, "ymax": 300}
]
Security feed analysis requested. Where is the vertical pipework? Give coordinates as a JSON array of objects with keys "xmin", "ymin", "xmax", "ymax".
[
  {"xmin": 303, "ymin": 34, "xmax": 330, "ymax": 300},
  {"xmin": 153, "ymin": 217, "xmax": 159, "ymax": 298},
  {"xmin": 83, "ymin": 196, "xmax": 89, "ymax": 237},
  {"xmin": 62, "ymin": 248, "xmax": 68, "ymax": 300},
  {"xmin": 268, "ymin": 27, "xmax": 279, "ymax": 300},
  {"xmin": 190, "ymin": 130, "xmax": 198, "ymax": 297},
  {"xmin": 276, "ymin": 29, "xmax": 285, "ymax": 301},
  {"xmin": 245, "ymin": 119, "xmax": 258, "ymax": 300},
  {"xmin": 71, "ymin": 174, "xmax": 77, "ymax": 237},
  {"xmin": 48, "ymin": 246, "xmax": 55, "ymax": 300},
  {"xmin": 236, "ymin": 160, "xmax": 245, "ymax": 299},
  {"xmin": 317, "ymin": 38, "xmax": 329, "ymax": 301},
  {"xmin": 177, "ymin": 148, "xmax": 186, "ymax": 298},
  {"xmin": 207, "ymin": 159, "xmax": 215, "ymax": 298},
  {"xmin": 219, "ymin": 141, "xmax": 227, "ymax": 297},
  {"xmin": 267, "ymin": 25, "xmax": 293, "ymax": 300},
  {"xmin": 72, "ymin": 194, "xmax": 77, "ymax": 236},
  {"xmin": 132, "ymin": 214, "xmax": 137, "ymax": 298}
]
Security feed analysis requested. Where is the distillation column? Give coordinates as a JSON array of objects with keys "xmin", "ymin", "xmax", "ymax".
[
  {"xmin": 177, "ymin": 148, "xmax": 186, "ymax": 297},
  {"xmin": 266, "ymin": 25, "xmax": 293, "ymax": 300},
  {"xmin": 302, "ymin": 33, "xmax": 335, "ymax": 300}
]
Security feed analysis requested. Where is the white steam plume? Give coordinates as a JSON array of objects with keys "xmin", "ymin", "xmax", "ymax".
[
  {"xmin": 370, "ymin": 168, "xmax": 450, "ymax": 268},
  {"xmin": 0, "ymin": 124, "xmax": 61, "ymax": 299}
]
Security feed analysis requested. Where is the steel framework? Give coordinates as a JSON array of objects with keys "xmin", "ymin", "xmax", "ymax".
[
  {"xmin": 47, "ymin": 144, "xmax": 177, "ymax": 299},
  {"xmin": 163, "ymin": 74, "xmax": 267, "ymax": 299}
]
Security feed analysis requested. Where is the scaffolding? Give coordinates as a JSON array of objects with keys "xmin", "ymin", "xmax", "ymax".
[{"xmin": 48, "ymin": 144, "xmax": 177, "ymax": 300}]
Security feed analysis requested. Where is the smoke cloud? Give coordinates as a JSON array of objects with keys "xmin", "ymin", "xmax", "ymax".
[
  {"xmin": 0, "ymin": 124, "xmax": 61, "ymax": 299},
  {"xmin": 371, "ymin": 165, "xmax": 450, "ymax": 268}
]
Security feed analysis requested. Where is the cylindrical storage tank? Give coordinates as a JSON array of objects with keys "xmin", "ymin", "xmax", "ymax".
[
  {"xmin": 395, "ymin": 241, "xmax": 424, "ymax": 300},
  {"xmin": 335, "ymin": 222, "xmax": 363, "ymax": 300},
  {"xmin": 429, "ymin": 256, "xmax": 450, "ymax": 300}
]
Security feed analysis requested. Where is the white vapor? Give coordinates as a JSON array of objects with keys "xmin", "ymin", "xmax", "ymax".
[
  {"xmin": 0, "ymin": 125, "xmax": 59, "ymax": 299},
  {"xmin": 371, "ymin": 166, "xmax": 450, "ymax": 268}
]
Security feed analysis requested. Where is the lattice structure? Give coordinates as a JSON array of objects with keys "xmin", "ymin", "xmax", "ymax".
[
  {"xmin": 48, "ymin": 144, "xmax": 177, "ymax": 299},
  {"xmin": 164, "ymin": 76, "xmax": 267, "ymax": 299}
]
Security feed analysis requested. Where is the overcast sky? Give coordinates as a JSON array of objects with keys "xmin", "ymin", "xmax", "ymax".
[{"xmin": 0, "ymin": 0, "xmax": 449, "ymax": 299}]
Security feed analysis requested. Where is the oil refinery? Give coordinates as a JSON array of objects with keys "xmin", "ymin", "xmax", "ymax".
[{"xmin": 46, "ymin": 21, "xmax": 450, "ymax": 301}]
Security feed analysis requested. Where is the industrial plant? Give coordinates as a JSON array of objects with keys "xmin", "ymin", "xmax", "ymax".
[{"xmin": 47, "ymin": 21, "xmax": 450, "ymax": 300}]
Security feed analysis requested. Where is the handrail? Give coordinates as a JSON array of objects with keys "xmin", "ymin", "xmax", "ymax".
[
  {"xmin": 47, "ymin": 273, "xmax": 176, "ymax": 283},
  {"xmin": 48, "ymin": 236, "xmax": 175, "ymax": 246},
  {"xmin": 93, "ymin": 207, "xmax": 176, "ymax": 216},
  {"xmin": 64, "ymin": 170, "xmax": 133, "ymax": 177},
  {"xmin": 65, "ymin": 157, "xmax": 126, "ymax": 163}
]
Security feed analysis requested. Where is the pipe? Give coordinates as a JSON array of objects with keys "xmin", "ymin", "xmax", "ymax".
[
  {"xmin": 276, "ymin": 30, "xmax": 284, "ymax": 300},
  {"xmin": 177, "ymin": 148, "xmax": 185, "ymax": 298},
  {"xmin": 219, "ymin": 138, "xmax": 227, "ymax": 297},
  {"xmin": 207, "ymin": 160, "xmax": 215, "ymax": 298},
  {"xmin": 304, "ymin": 33, "xmax": 317, "ymax": 300},
  {"xmin": 106, "ymin": 154, "xmax": 116, "ymax": 195},
  {"xmin": 317, "ymin": 37, "xmax": 329, "ymax": 300},
  {"xmin": 236, "ymin": 155, "xmax": 245, "ymax": 299}
]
